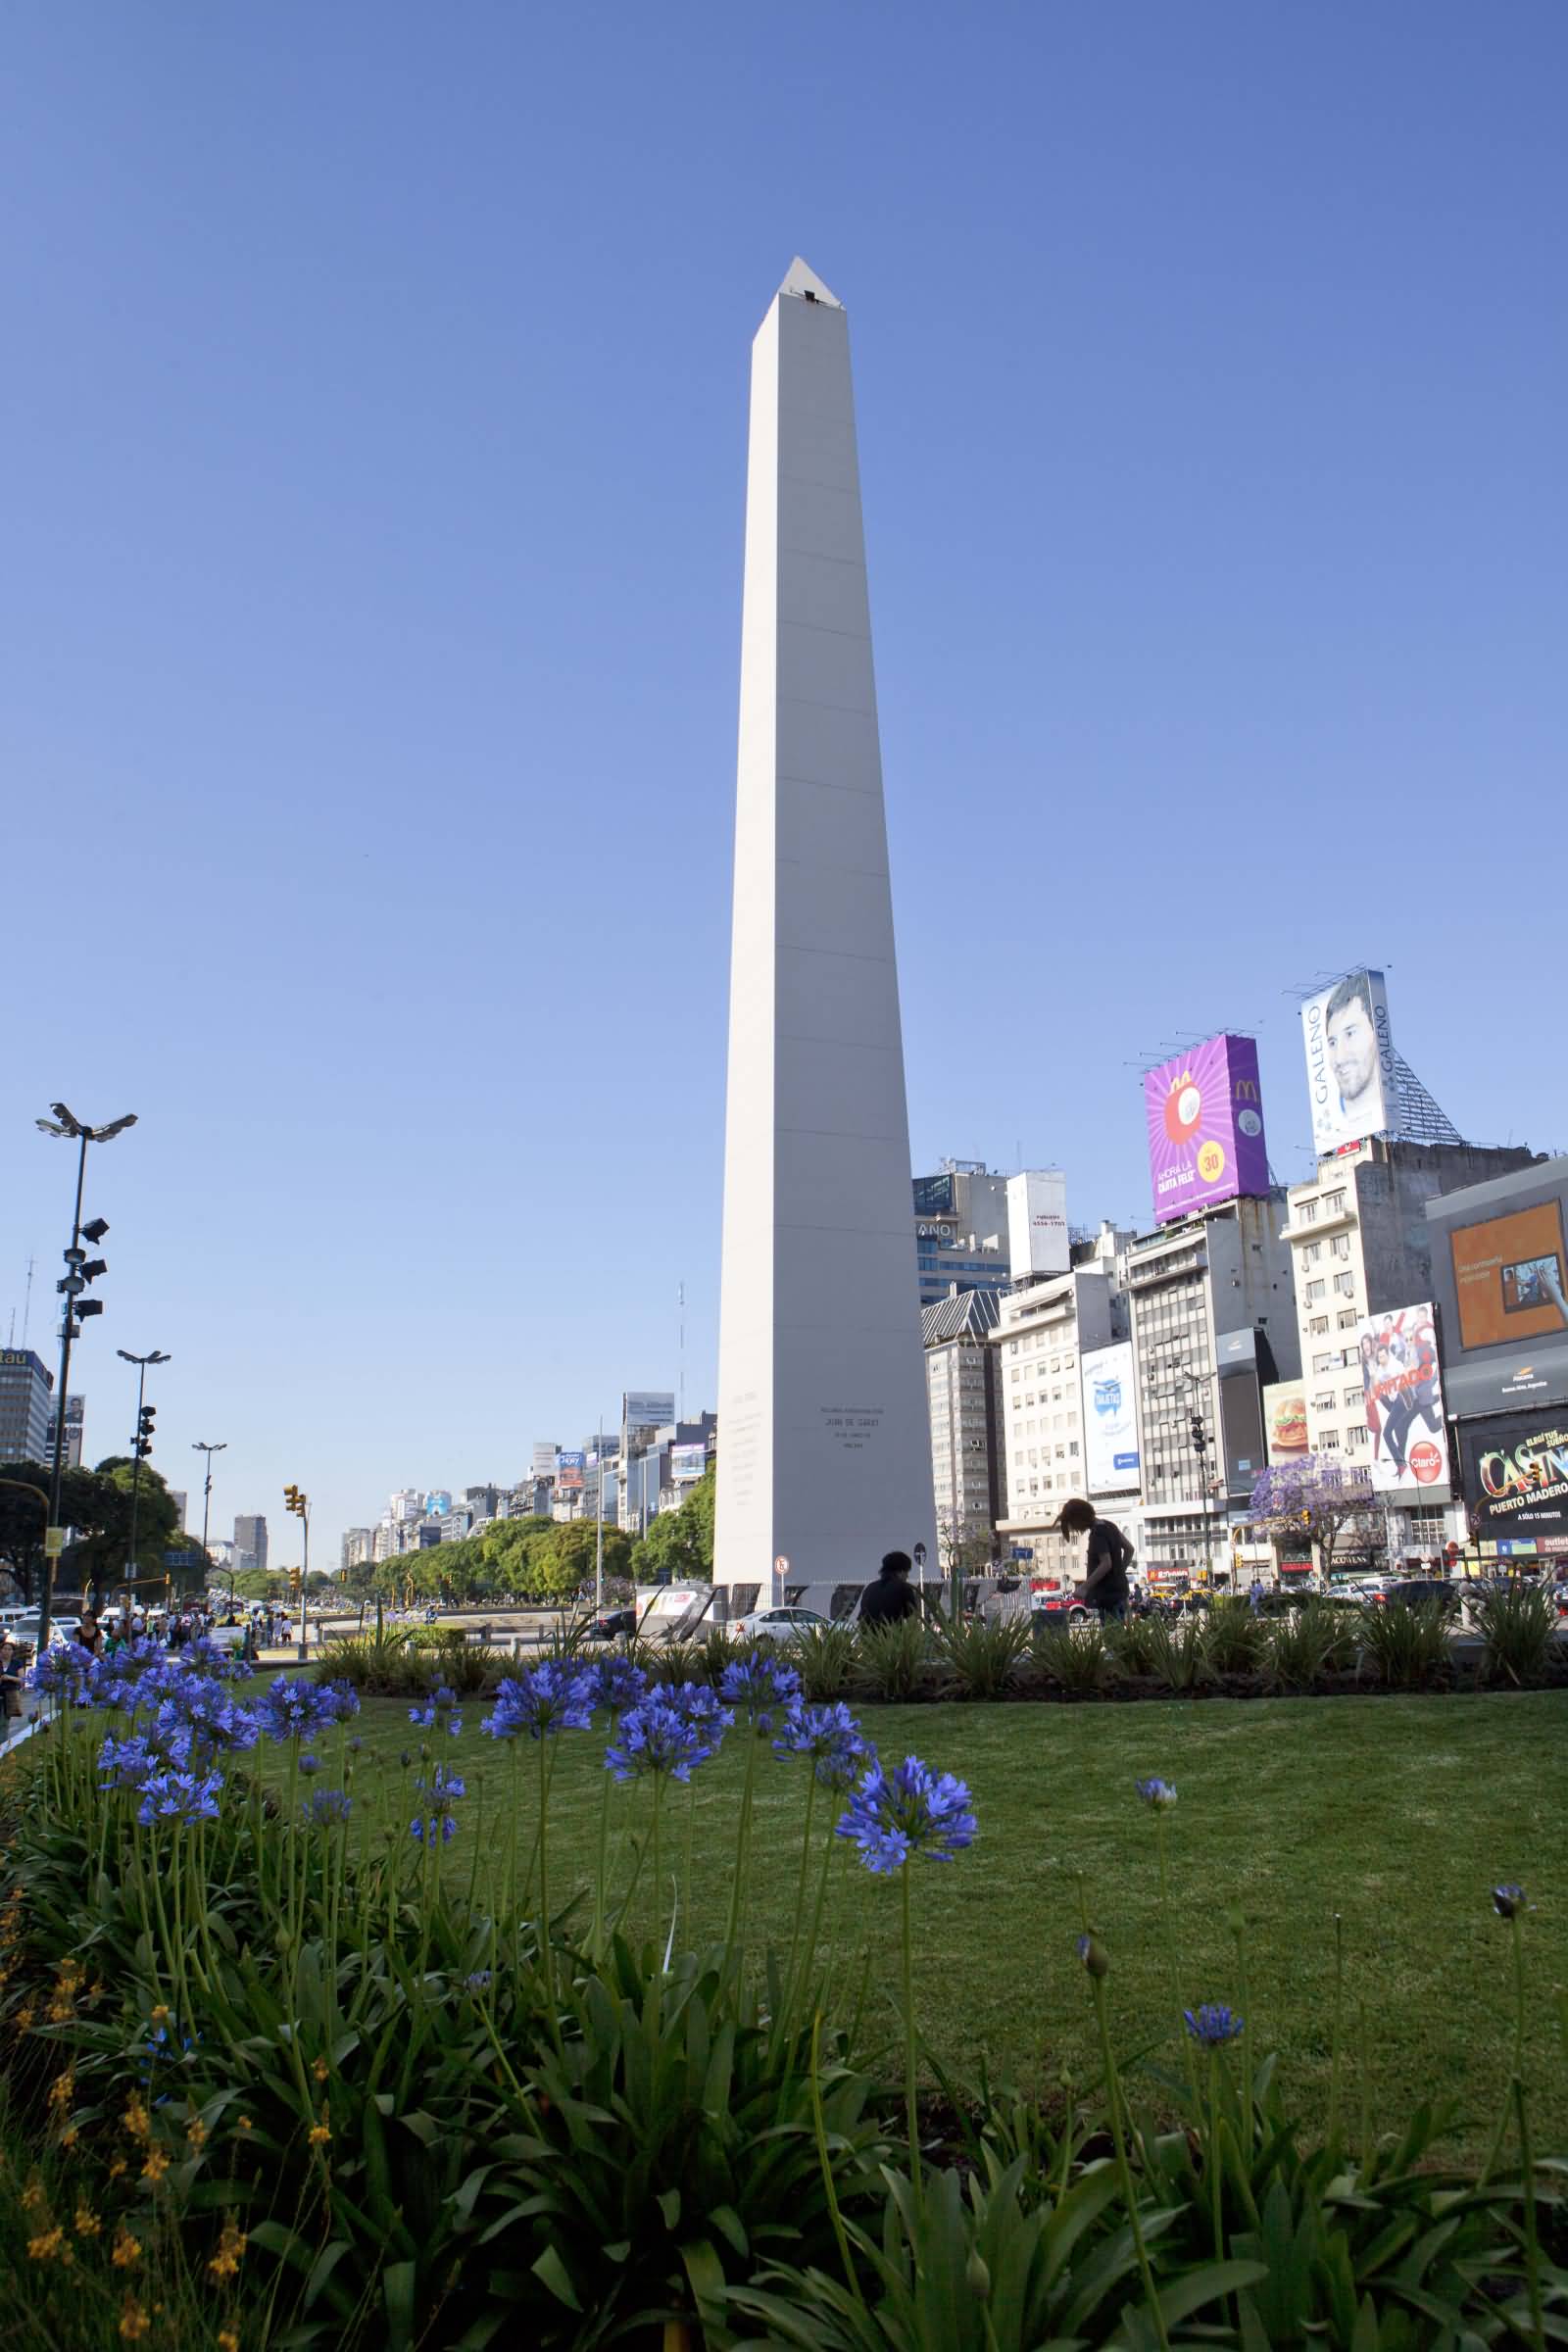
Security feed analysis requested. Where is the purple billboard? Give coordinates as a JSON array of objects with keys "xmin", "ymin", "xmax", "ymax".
[{"xmin": 1144, "ymin": 1033, "xmax": 1270, "ymax": 1226}]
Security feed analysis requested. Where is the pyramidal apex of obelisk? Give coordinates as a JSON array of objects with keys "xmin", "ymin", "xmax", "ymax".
[{"xmin": 713, "ymin": 262, "xmax": 937, "ymax": 1611}]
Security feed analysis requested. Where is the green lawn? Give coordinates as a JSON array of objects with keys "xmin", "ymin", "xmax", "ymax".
[{"xmin": 279, "ymin": 1688, "xmax": 1567, "ymax": 2164}]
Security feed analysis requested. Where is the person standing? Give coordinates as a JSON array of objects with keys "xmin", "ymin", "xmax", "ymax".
[
  {"xmin": 857, "ymin": 1550, "xmax": 920, "ymax": 1627},
  {"xmin": 1057, "ymin": 1498, "xmax": 1133, "ymax": 1623}
]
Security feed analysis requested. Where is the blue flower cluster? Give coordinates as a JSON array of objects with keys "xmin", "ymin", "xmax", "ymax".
[
  {"xmin": 306, "ymin": 1787, "xmax": 353, "ymax": 1826},
  {"xmin": 411, "ymin": 1762, "xmax": 466, "ymax": 1845},
  {"xmin": 772, "ymin": 1699, "xmax": 871, "ymax": 1792},
  {"xmin": 605, "ymin": 1690, "xmax": 734, "ymax": 1783},
  {"xmin": 589, "ymin": 1657, "xmax": 648, "ymax": 1715},
  {"xmin": 836, "ymin": 1754, "xmax": 977, "ymax": 1874},
  {"xmin": 718, "ymin": 1654, "xmax": 802, "ymax": 1731},
  {"xmin": 409, "ymin": 1686, "xmax": 464, "ymax": 1735},
  {"xmin": 255, "ymin": 1676, "xmax": 360, "ymax": 1744},
  {"xmin": 1184, "ymin": 2003, "xmax": 1245, "ymax": 2046},
  {"xmin": 483, "ymin": 1662, "xmax": 597, "ymax": 1741},
  {"xmin": 1135, "ymin": 1776, "xmax": 1178, "ymax": 1808}
]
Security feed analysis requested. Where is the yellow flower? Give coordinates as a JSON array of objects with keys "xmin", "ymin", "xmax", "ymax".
[
  {"xmin": 186, "ymin": 2115, "xmax": 208, "ymax": 2151},
  {"xmin": 208, "ymin": 2216, "xmax": 248, "ymax": 2280},
  {"xmin": 47, "ymin": 2069, "xmax": 75, "ymax": 2108},
  {"xmin": 27, "ymin": 2226, "xmax": 65, "ymax": 2261},
  {"xmin": 235, "ymin": 2113, "xmax": 252, "ymax": 2133},
  {"xmin": 149, "ymin": 2003, "xmax": 169, "ymax": 2028},
  {"xmin": 74, "ymin": 2205, "xmax": 102, "ymax": 2238},
  {"xmin": 22, "ymin": 2177, "xmax": 48, "ymax": 2215},
  {"xmin": 219, "ymin": 2331, "xmax": 240, "ymax": 2352},
  {"xmin": 60, "ymin": 2126, "xmax": 78, "ymax": 2149},
  {"xmin": 112, "ymin": 2230, "xmax": 143, "ymax": 2269},
  {"xmin": 141, "ymin": 2147, "xmax": 170, "ymax": 2185},
  {"xmin": 119, "ymin": 2300, "xmax": 151, "ymax": 2341},
  {"xmin": 308, "ymin": 2101, "xmax": 331, "ymax": 2148},
  {"xmin": 123, "ymin": 2097, "xmax": 150, "ymax": 2140},
  {"xmin": 108, "ymin": 2154, "xmax": 127, "ymax": 2180},
  {"xmin": 312, "ymin": 2056, "xmax": 329, "ymax": 2082},
  {"xmin": 14, "ymin": 2002, "xmax": 34, "ymax": 2032}
]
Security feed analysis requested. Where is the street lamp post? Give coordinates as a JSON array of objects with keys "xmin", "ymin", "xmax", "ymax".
[
  {"xmin": 34, "ymin": 1103, "xmax": 136, "ymax": 1651},
  {"xmin": 192, "ymin": 1441, "xmax": 227, "ymax": 1573},
  {"xmin": 118, "ymin": 1348, "xmax": 171, "ymax": 1611},
  {"xmin": 284, "ymin": 1485, "xmax": 311, "ymax": 1661}
]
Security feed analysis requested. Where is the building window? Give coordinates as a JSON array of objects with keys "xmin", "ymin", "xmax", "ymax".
[
  {"xmin": 1298, "ymin": 1200, "xmax": 1318, "ymax": 1224},
  {"xmin": 1301, "ymin": 1242, "xmax": 1322, "ymax": 1267},
  {"xmin": 1320, "ymin": 1428, "xmax": 1341, "ymax": 1450},
  {"xmin": 1332, "ymin": 1235, "xmax": 1351, "ymax": 1260},
  {"xmin": 1305, "ymin": 1280, "xmax": 1326, "ymax": 1303},
  {"xmin": 1309, "ymin": 1315, "xmax": 1330, "ymax": 1336},
  {"xmin": 1334, "ymin": 1273, "xmax": 1355, "ymax": 1298},
  {"xmin": 1337, "ymin": 1309, "xmax": 1357, "ymax": 1330},
  {"xmin": 1323, "ymin": 1190, "xmax": 1347, "ymax": 1213},
  {"xmin": 1313, "ymin": 1393, "xmax": 1335, "ymax": 1412},
  {"xmin": 1347, "ymin": 1425, "xmax": 1367, "ymax": 1450},
  {"xmin": 1344, "ymin": 1387, "xmax": 1363, "ymax": 1409}
]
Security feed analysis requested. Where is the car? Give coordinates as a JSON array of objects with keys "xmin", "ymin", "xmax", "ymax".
[
  {"xmin": 1358, "ymin": 1579, "xmax": 1460, "ymax": 1614},
  {"xmin": 587, "ymin": 1607, "xmax": 637, "ymax": 1642},
  {"xmin": 729, "ymin": 1606, "xmax": 830, "ymax": 1642},
  {"xmin": 1029, "ymin": 1592, "xmax": 1091, "ymax": 1624}
]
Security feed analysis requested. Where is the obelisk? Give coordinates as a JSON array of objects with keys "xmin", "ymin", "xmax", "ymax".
[{"xmin": 714, "ymin": 260, "xmax": 936, "ymax": 1610}]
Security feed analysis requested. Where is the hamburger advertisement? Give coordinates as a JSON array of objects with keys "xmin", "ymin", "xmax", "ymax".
[{"xmin": 1263, "ymin": 1382, "xmax": 1309, "ymax": 1463}]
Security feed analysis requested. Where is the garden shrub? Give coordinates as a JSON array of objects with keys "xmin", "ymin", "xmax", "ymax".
[
  {"xmin": 1032, "ymin": 1618, "xmax": 1116, "ymax": 1697},
  {"xmin": 795, "ymin": 1620, "xmax": 858, "ymax": 1700},
  {"xmin": 1200, "ymin": 1596, "xmax": 1269, "ymax": 1677},
  {"xmin": 1474, "ymin": 1581, "xmax": 1561, "ymax": 1687},
  {"xmin": 1355, "ymin": 1598, "xmax": 1453, "ymax": 1690},
  {"xmin": 931, "ymin": 1611, "xmax": 1031, "ymax": 1701},
  {"xmin": 854, "ymin": 1617, "xmax": 932, "ymax": 1702}
]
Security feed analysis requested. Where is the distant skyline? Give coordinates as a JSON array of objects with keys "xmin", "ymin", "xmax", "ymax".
[{"xmin": 4, "ymin": 4, "xmax": 1564, "ymax": 1558}]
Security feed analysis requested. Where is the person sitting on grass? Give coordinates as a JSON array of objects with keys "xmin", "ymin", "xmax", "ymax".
[
  {"xmin": 1056, "ymin": 1497, "xmax": 1134, "ymax": 1624},
  {"xmin": 857, "ymin": 1549, "xmax": 919, "ymax": 1627}
]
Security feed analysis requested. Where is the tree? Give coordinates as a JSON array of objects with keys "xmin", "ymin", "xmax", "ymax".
[
  {"xmin": 1248, "ymin": 1457, "xmax": 1386, "ymax": 1581},
  {"xmin": 536, "ymin": 1520, "xmax": 633, "ymax": 1599},
  {"xmin": 231, "ymin": 1567, "xmax": 285, "ymax": 1602},
  {"xmin": 629, "ymin": 1466, "xmax": 715, "ymax": 1586}
]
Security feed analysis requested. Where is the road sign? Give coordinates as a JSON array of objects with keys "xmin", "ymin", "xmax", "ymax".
[
  {"xmin": 44, "ymin": 1527, "xmax": 64, "ymax": 1558},
  {"xmin": 164, "ymin": 1550, "xmax": 198, "ymax": 1568},
  {"xmin": 773, "ymin": 1553, "xmax": 790, "ymax": 1574}
]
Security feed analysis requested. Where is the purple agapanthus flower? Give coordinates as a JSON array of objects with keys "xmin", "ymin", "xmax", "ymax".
[
  {"xmin": 772, "ymin": 1699, "xmax": 870, "ymax": 1791},
  {"xmin": 718, "ymin": 1654, "xmax": 801, "ymax": 1732},
  {"xmin": 836, "ymin": 1755, "xmax": 976, "ymax": 1874},
  {"xmin": 605, "ymin": 1692, "xmax": 729, "ymax": 1784},
  {"xmin": 410, "ymin": 1762, "xmax": 466, "ymax": 1845},
  {"xmin": 589, "ymin": 1657, "xmax": 648, "ymax": 1716},
  {"xmin": 305, "ymin": 1788, "xmax": 353, "ymax": 1826},
  {"xmin": 1135, "ymin": 1777, "xmax": 1178, "ymax": 1808},
  {"xmin": 409, "ymin": 1686, "xmax": 464, "ymax": 1735},
  {"xmin": 482, "ymin": 1663, "xmax": 595, "ymax": 1741},
  {"xmin": 1492, "ymin": 1884, "xmax": 1534, "ymax": 1919},
  {"xmin": 1184, "ymin": 2003, "xmax": 1245, "ymax": 2045},
  {"xmin": 136, "ymin": 1768, "xmax": 224, "ymax": 1829},
  {"xmin": 256, "ymin": 1676, "xmax": 351, "ymax": 1744}
]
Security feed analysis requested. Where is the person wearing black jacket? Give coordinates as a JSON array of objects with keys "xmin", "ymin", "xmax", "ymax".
[
  {"xmin": 857, "ymin": 1550, "xmax": 919, "ymax": 1627},
  {"xmin": 1057, "ymin": 1497, "xmax": 1133, "ymax": 1622}
]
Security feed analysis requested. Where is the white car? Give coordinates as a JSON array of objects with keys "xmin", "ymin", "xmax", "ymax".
[{"xmin": 729, "ymin": 1606, "xmax": 831, "ymax": 1642}]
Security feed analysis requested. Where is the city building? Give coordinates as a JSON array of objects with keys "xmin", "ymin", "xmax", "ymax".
[
  {"xmin": 232, "ymin": 1514, "xmax": 269, "ymax": 1577},
  {"xmin": 620, "ymin": 1415, "xmax": 717, "ymax": 1534},
  {"xmin": 910, "ymin": 1164, "xmax": 1070, "ymax": 1309},
  {"xmin": 992, "ymin": 1257, "xmax": 1125, "ymax": 1585},
  {"xmin": 390, "ymin": 1490, "xmax": 425, "ymax": 1524},
  {"xmin": 713, "ymin": 259, "xmax": 936, "ymax": 1614},
  {"xmin": 341, "ymin": 1528, "xmax": 374, "ymax": 1572},
  {"xmin": 1124, "ymin": 1194, "xmax": 1300, "ymax": 1586},
  {"xmin": 0, "ymin": 1348, "xmax": 55, "ymax": 1465},
  {"xmin": 922, "ymin": 1289, "xmax": 1007, "ymax": 1560},
  {"xmin": 1284, "ymin": 1139, "xmax": 1538, "ymax": 1555}
]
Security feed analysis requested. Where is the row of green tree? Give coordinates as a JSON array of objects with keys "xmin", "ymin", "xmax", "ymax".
[
  {"xmin": 0, "ymin": 1458, "xmax": 209, "ymax": 1603},
  {"xmin": 353, "ymin": 1464, "xmax": 717, "ymax": 1605}
]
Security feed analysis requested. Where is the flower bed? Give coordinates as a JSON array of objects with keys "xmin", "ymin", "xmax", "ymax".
[{"xmin": 0, "ymin": 1637, "xmax": 1563, "ymax": 2348}]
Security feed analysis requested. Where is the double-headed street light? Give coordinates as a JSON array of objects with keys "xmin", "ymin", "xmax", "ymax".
[
  {"xmin": 193, "ymin": 1441, "xmax": 227, "ymax": 1571},
  {"xmin": 35, "ymin": 1102, "xmax": 137, "ymax": 1649},
  {"xmin": 117, "ymin": 1348, "xmax": 171, "ymax": 1610}
]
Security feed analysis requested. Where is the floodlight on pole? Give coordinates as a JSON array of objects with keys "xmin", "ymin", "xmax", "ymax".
[{"xmin": 116, "ymin": 1348, "xmax": 171, "ymax": 1610}]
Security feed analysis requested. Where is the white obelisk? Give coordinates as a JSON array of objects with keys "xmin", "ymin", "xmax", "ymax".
[{"xmin": 714, "ymin": 259, "xmax": 936, "ymax": 1610}]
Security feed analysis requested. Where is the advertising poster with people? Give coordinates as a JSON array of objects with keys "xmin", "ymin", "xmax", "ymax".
[
  {"xmin": 1355, "ymin": 1302, "xmax": 1449, "ymax": 1492},
  {"xmin": 1300, "ymin": 967, "xmax": 1396, "ymax": 1152}
]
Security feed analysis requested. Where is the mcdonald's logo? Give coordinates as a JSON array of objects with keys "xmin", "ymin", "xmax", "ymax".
[{"xmin": 1233, "ymin": 1078, "xmax": 1259, "ymax": 1101}]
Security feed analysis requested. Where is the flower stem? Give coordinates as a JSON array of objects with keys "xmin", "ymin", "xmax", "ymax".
[
  {"xmin": 901, "ymin": 1860, "xmax": 921, "ymax": 2215},
  {"xmin": 1089, "ymin": 1972, "xmax": 1170, "ymax": 2352}
]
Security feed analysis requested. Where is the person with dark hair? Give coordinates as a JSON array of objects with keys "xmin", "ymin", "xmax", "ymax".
[
  {"xmin": 857, "ymin": 1549, "xmax": 919, "ymax": 1627},
  {"xmin": 1324, "ymin": 975, "xmax": 1382, "ymax": 1128},
  {"xmin": 1057, "ymin": 1497, "xmax": 1133, "ymax": 1622}
]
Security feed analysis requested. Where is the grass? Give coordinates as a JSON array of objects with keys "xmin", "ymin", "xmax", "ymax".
[{"xmin": 279, "ymin": 1686, "xmax": 1568, "ymax": 2166}]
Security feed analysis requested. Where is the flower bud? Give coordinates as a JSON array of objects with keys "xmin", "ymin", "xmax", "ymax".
[
  {"xmin": 1076, "ymin": 1932, "xmax": 1109, "ymax": 1980},
  {"xmin": 965, "ymin": 2248, "xmax": 991, "ymax": 2300}
]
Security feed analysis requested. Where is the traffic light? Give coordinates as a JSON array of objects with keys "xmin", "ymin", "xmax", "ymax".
[
  {"xmin": 134, "ymin": 1405, "xmax": 156, "ymax": 1460},
  {"xmin": 289, "ymin": 1566, "xmax": 303, "ymax": 1596},
  {"xmin": 58, "ymin": 1242, "xmax": 109, "ymax": 1331},
  {"xmin": 284, "ymin": 1484, "xmax": 309, "ymax": 1521},
  {"xmin": 1190, "ymin": 1417, "xmax": 1206, "ymax": 1454}
]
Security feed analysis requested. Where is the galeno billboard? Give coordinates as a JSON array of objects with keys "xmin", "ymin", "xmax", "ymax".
[
  {"xmin": 1300, "ymin": 968, "xmax": 1396, "ymax": 1154},
  {"xmin": 1354, "ymin": 1302, "xmax": 1449, "ymax": 1494},
  {"xmin": 1143, "ymin": 1033, "xmax": 1269, "ymax": 1226},
  {"xmin": 1080, "ymin": 1342, "xmax": 1140, "ymax": 1493}
]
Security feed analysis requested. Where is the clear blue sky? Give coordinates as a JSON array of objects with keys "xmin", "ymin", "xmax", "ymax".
[{"xmin": 4, "ymin": 3, "xmax": 1564, "ymax": 1562}]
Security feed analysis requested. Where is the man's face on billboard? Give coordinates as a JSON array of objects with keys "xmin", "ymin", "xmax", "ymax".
[{"xmin": 1327, "ymin": 993, "xmax": 1378, "ymax": 1104}]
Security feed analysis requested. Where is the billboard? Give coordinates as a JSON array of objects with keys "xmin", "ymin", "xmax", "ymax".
[
  {"xmin": 1262, "ymin": 1382, "xmax": 1308, "ymax": 1463},
  {"xmin": 556, "ymin": 1448, "xmax": 585, "ymax": 1492},
  {"xmin": 1459, "ymin": 1410, "xmax": 1568, "ymax": 1544},
  {"xmin": 1080, "ymin": 1342, "xmax": 1139, "ymax": 1492},
  {"xmin": 1144, "ymin": 1034, "xmax": 1270, "ymax": 1226},
  {"xmin": 671, "ymin": 1442, "xmax": 708, "ymax": 1484},
  {"xmin": 1005, "ymin": 1170, "xmax": 1069, "ymax": 1277},
  {"xmin": 623, "ymin": 1392, "xmax": 675, "ymax": 1431},
  {"xmin": 1300, "ymin": 969, "xmax": 1396, "ymax": 1153},
  {"xmin": 1427, "ymin": 1159, "xmax": 1568, "ymax": 1415},
  {"xmin": 1354, "ymin": 1302, "xmax": 1449, "ymax": 1494}
]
